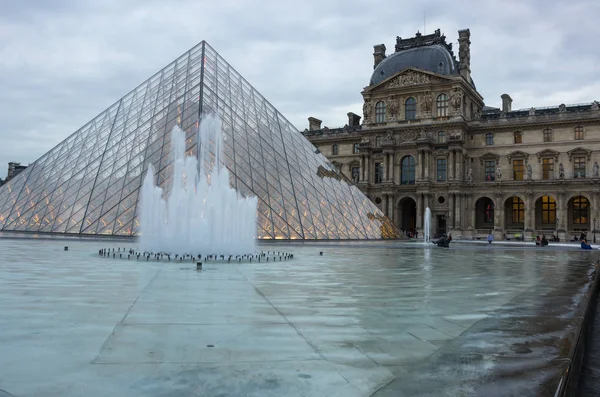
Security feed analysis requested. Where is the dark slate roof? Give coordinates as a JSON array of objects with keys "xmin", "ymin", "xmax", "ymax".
[{"xmin": 370, "ymin": 44, "xmax": 458, "ymax": 86}]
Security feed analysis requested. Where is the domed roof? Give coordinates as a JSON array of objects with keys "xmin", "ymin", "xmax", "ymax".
[{"xmin": 370, "ymin": 44, "xmax": 458, "ymax": 86}]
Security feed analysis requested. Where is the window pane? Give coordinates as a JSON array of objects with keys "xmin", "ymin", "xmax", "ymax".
[
  {"xmin": 375, "ymin": 101, "xmax": 386, "ymax": 123},
  {"xmin": 485, "ymin": 160, "xmax": 495, "ymax": 181},
  {"xmin": 437, "ymin": 158, "xmax": 447, "ymax": 182},
  {"xmin": 513, "ymin": 159, "xmax": 524, "ymax": 180},
  {"xmin": 436, "ymin": 94, "xmax": 448, "ymax": 117},
  {"xmin": 401, "ymin": 155, "xmax": 416, "ymax": 185},
  {"xmin": 405, "ymin": 97, "xmax": 416, "ymax": 120}
]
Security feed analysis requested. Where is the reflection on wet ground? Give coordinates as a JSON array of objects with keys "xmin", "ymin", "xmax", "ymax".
[
  {"xmin": 578, "ymin": 292, "xmax": 600, "ymax": 396},
  {"xmin": 0, "ymin": 238, "xmax": 596, "ymax": 397}
]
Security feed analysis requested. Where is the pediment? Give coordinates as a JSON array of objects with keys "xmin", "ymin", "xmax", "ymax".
[
  {"xmin": 567, "ymin": 147, "xmax": 592, "ymax": 161},
  {"xmin": 506, "ymin": 150, "xmax": 529, "ymax": 161},
  {"xmin": 479, "ymin": 152, "xmax": 499, "ymax": 165},
  {"xmin": 536, "ymin": 149, "xmax": 560, "ymax": 162},
  {"xmin": 365, "ymin": 67, "xmax": 453, "ymax": 93}
]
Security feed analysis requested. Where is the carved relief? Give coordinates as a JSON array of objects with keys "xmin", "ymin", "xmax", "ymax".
[
  {"xmin": 400, "ymin": 130, "xmax": 418, "ymax": 142},
  {"xmin": 387, "ymin": 70, "xmax": 439, "ymax": 88}
]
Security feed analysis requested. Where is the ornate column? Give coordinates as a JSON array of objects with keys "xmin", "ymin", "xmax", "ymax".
[
  {"xmin": 494, "ymin": 192, "xmax": 504, "ymax": 238},
  {"xmin": 557, "ymin": 190, "xmax": 567, "ymax": 239},
  {"xmin": 455, "ymin": 193, "xmax": 462, "ymax": 229},
  {"xmin": 360, "ymin": 156, "xmax": 365, "ymax": 182},
  {"xmin": 448, "ymin": 193, "xmax": 455, "ymax": 229},
  {"xmin": 382, "ymin": 153, "xmax": 388, "ymax": 182},
  {"xmin": 389, "ymin": 153, "xmax": 395, "ymax": 183},
  {"xmin": 365, "ymin": 157, "xmax": 370, "ymax": 183},
  {"xmin": 416, "ymin": 194, "xmax": 423, "ymax": 229},
  {"xmin": 457, "ymin": 152, "xmax": 464, "ymax": 181},
  {"xmin": 418, "ymin": 150, "xmax": 424, "ymax": 180},
  {"xmin": 388, "ymin": 194, "xmax": 394, "ymax": 221},
  {"xmin": 424, "ymin": 150, "xmax": 430, "ymax": 180},
  {"xmin": 449, "ymin": 150, "xmax": 455, "ymax": 180}
]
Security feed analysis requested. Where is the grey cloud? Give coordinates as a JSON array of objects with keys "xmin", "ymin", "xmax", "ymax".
[{"xmin": 0, "ymin": 0, "xmax": 599, "ymax": 178}]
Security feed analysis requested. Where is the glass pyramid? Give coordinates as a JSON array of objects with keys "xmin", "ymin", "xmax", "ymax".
[{"xmin": 0, "ymin": 41, "xmax": 398, "ymax": 239}]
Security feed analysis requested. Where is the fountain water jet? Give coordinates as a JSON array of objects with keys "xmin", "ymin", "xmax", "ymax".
[
  {"xmin": 423, "ymin": 207, "xmax": 432, "ymax": 243},
  {"xmin": 139, "ymin": 114, "xmax": 258, "ymax": 255}
]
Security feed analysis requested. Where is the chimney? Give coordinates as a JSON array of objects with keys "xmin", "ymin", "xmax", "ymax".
[
  {"xmin": 347, "ymin": 112, "xmax": 361, "ymax": 128},
  {"xmin": 457, "ymin": 29, "xmax": 471, "ymax": 81},
  {"xmin": 308, "ymin": 117, "xmax": 322, "ymax": 131},
  {"xmin": 373, "ymin": 44, "xmax": 386, "ymax": 69},
  {"xmin": 501, "ymin": 94, "xmax": 512, "ymax": 113}
]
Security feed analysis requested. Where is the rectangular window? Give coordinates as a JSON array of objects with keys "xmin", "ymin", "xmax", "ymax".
[
  {"xmin": 374, "ymin": 162, "xmax": 382, "ymax": 184},
  {"xmin": 437, "ymin": 158, "xmax": 447, "ymax": 182},
  {"xmin": 542, "ymin": 158, "xmax": 554, "ymax": 180},
  {"xmin": 485, "ymin": 133, "xmax": 494, "ymax": 145},
  {"xmin": 485, "ymin": 160, "xmax": 495, "ymax": 181},
  {"xmin": 513, "ymin": 159, "xmax": 524, "ymax": 181},
  {"xmin": 574, "ymin": 156, "xmax": 586, "ymax": 178}
]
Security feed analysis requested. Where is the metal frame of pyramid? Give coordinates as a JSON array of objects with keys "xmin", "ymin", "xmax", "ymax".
[{"xmin": 0, "ymin": 41, "xmax": 398, "ymax": 239}]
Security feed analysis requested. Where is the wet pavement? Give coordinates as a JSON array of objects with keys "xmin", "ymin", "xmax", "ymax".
[
  {"xmin": 0, "ymin": 238, "xmax": 597, "ymax": 397},
  {"xmin": 578, "ymin": 289, "xmax": 600, "ymax": 396}
]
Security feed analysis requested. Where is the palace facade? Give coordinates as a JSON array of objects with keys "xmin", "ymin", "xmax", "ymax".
[{"xmin": 303, "ymin": 28, "xmax": 600, "ymax": 241}]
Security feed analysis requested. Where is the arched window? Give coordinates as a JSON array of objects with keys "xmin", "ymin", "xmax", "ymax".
[
  {"xmin": 353, "ymin": 143, "xmax": 360, "ymax": 154},
  {"xmin": 543, "ymin": 128, "xmax": 553, "ymax": 142},
  {"xmin": 511, "ymin": 196, "xmax": 525, "ymax": 223},
  {"xmin": 575, "ymin": 126, "xmax": 584, "ymax": 140},
  {"xmin": 332, "ymin": 144, "xmax": 339, "ymax": 155},
  {"xmin": 485, "ymin": 132, "xmax": 494, "ymax": 145},
  {"xmin": 437, "ymin": 131, "xmax": 446, "ymax": 143},
  {"xmin": 436, "ymin": 93, "xmax": 449, "ymax": 117},
  {"xmin": 541, "ymin": 196, "xmax": 556, "ymax": 224},
  {"xmin": 572, "ymin": 195, "xmax": 589, "ymax": 225},
  {"xmin": 375, "ymin": 101, "xmax": 386, "ymax": 123},
  {"xmin": 401, "ymin": 155, "xmax": 416, "ymax": 185},
  {"xmin": 405, "ymin": 97, "xmax": 416, "ymax": 120},
  {"xmin": 514, "ymin": 131, "xmax": 522, "ymax": 144}
]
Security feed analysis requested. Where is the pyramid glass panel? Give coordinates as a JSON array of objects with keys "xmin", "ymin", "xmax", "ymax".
[{"xmin": 0, "ymin": 41, "xmax": 398, "ymax": 239}]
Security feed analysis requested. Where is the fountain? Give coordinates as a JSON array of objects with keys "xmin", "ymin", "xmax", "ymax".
[
  {"xmin": 139, "ymin": 114, "xmax": 258, "ymax": 255},
  {"xmin": 423, "ymin": 207, "xmax": 432, "ymax": 243}
]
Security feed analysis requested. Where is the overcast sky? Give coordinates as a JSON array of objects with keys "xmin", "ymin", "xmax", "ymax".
[{"xmin": 1, "ymin": 0, "xmax": 599, "ymax": 178}]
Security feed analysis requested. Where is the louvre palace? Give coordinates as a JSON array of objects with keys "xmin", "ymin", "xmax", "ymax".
[
  {"xmin": 303, "ymin": 28, "xmax": 600, "ymax": 241},
  {"xmin": 0, "ymin": 42, "xmax": 397, "ymax": 239}
]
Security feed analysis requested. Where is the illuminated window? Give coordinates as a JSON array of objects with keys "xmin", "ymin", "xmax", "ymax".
[
  {"xmin": 575, "ymin": 126, "xmax": 584, "ymax": 140},
  {"xmin": 485, "ymin": 133, "xmax": 494, "ymax": 145},
  {"xmin": 513, "ymin": 159, "xmax": 524, "ymax": 181},
  {"xmin": 572, "ymin": 195, "xmax": 589, "ymax": 225},
  {"xmin": 541, "ymin": 196, "xmax": 556, "ymax": 224},
  {"xmin": 436, "ymin": 94, "xmax": 449, "ymax": 117},
  {"xmin": 574, "ymin": 156, "xmax": 586, "ymax": 178},
  {"xmin": 485, "ymin": 160, "xmax": 495, "ymax": 181},
  {"xmin": 375, "ymin": 101, "xmax": 386, "ymax": 123},
  {"xmin": 332, "ymin": 144, "xmax": 339, "ymax": 155},
  {"xmin": 514, "ymin": 131, "xmax": 522, "ymax": 144},
  {"xmin": 543, "ymin": 128, "xmax": 553, "ymax": 142},
  {"xmin": 401, "ymin": 155, "xmax": 416, "ymax": 185},
  {"xmin": 437, "ymin": 131, "xmax": 446, "ymax": 143},
  {"xmin": 405, "ymin": 97, "xmax": 416, "ymax": 120},
  {"xmin": 353, "ymin": 143, "xmax": 359, "ymax": 154},
  {"xmin": 542, "ymin": 158, "xmax": 554, "ymax": 180},
  {"xmin": 437, "ymin": 158, "xmax": 447, "ymax": 181},
  {"xmin": 511, "ymin": 196, "xmax": 524, "ymax": 223}
]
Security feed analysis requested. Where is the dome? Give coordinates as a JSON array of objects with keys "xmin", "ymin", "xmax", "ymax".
[{"xmin": 370, "ymin": 44, "xmax": 458, "ymax": 86}]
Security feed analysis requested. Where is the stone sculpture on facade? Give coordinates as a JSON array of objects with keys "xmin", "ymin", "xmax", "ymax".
[
  {"xmin": 594, "ymin": 161, "xmax": 599, "ymax": 178},
  {"xmin": 452, "ymin": 89, "xmax": 463, "ymax": 112},
  {"xmin": 592, "ymin": 100, "xmax": 600, "ymax": 110},
  {"xmin": 526, "ymin": 163, "xmax": 533, "ymax": 180},
  {"xmin": 363, "ymin": 101, "xmax": 373, "ymax": 122},
  {"xmin": 422, "ymin": 92, "xmax": 433, "ymax": 114},
  {"xmin": 559, "ymin": 163, "xmax": 565, "ymax": 179},
  {"xmin": 388, "ymin": 97, "xmax": 399, "ymax": 120},
  {"xmin": 352, "ymin": 171, "xmax": 359, "ymax": 183},
  {"xmin": 529, "ymin": 107, "xmax": 536, "ymax": 116},
  {"xmin": 466, "ymin": 166, "xmax": 473, "ymax": 182},
  {"xmin": 559, "ymin": 103, "xmax": 567, "ymax": 112},
  {"xmin": 496, "ymin": 164, "xmax": 502, "ymax": 181}
]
